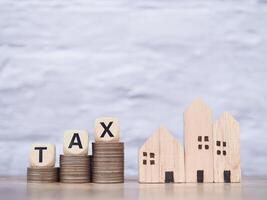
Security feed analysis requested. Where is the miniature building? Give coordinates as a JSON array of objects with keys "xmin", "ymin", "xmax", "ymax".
[
  {"xmin": 184, "ymin": 99, "xmax": 214, "ymax": 183},
  {"xmin": 213, "ymin": 112, "xmax": 241, "ymax": 183},
  {"xmin": 138, "ymin": 126, "xmax": 185, "ymax": 183}
]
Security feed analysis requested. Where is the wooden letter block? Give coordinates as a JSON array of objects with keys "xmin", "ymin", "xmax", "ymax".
[
  {"xmin": 94, "ymin": 117, "xmax": 120, "ymax": 142},
  {"xmin": 213, "ymin": 112, "xmax": 241, "ymax": 183},
  {"xmin": 29, "ymin": 144, "xmax": 55, "ymax": 167},
  {"xmin": 63, "ymin": 130, "xmax": 89, "ymax": 156}
]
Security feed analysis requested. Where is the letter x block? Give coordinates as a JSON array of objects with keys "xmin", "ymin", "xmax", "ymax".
[
  {"xmin": 63, "ymin": 130, "xmax": 89, "ymax": 156},
  {"xmin": 29, "ymin": 144, "xmax": 55, "ymax": 167},
  {"xmin": 94, "ymin": 117, "xmax": 120, "ymax": 142}
]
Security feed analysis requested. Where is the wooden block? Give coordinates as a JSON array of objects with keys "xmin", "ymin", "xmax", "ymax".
[
  {"xmin": 138, "ymin": 126, "xmax": 185, "ymax": 183},
  {"xmin": 29, "ymin": 144, "xmax": 55, "ymax": 167},
  {"xmin": 184, "ymin": 98, "xmax": 214, "ymax": 183},
  {"xmin": 213, "ymin": 112, "xmax": 241, "ymax": 183},
  {"xmin": 94, "ymin": 117, "xmax": 120, "ymax": 142},
  {"xmin": 63, "ymin": 130, "xmax": 89, "ymax": 156}
]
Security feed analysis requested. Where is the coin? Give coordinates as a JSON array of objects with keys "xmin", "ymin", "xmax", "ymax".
[
  {"xmin": 27, "ymin": 167, "xmax": 59, "ymax": 183},
  {"xmin": 92, "ymin": 142, "xmax": 124, "ymax": 183},
  {"xmin": 59, "ymin": 155, "xmax": 90, "ymax": 183}
]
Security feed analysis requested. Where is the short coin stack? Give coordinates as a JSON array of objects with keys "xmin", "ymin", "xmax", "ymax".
[
  {"xmin": 59, "ymin": 155, "xmax": 90, "ymax": 183},
  {"xmin": 27, "ymin": 167, "xmax": 59, "ymax": 183},
  {"xmin": 27, "ymin": 144, "xmax": 58, "ymax": 183},
  {"xmin": 92, "ymin": 142, "xmax": 124, "ymax": 183}
]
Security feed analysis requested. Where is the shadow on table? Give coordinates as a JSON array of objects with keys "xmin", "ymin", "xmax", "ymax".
[
  {"xmin": 27, "ymin": 182, "xmax": 124, "ymax": 200},
  {"xmin": 137, "ymin": 183, "xmax": 241, "ymax": 200}
]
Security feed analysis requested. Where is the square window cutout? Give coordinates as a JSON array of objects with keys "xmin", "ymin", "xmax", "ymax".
[{"xmin": 150, "ymin": 153, "xmax": 155, "ymax": 158}]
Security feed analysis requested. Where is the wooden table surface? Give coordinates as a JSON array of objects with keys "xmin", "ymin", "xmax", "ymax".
[{"xmin": 0, "ymin": 176, "xmax": 266, "ymax": 200}]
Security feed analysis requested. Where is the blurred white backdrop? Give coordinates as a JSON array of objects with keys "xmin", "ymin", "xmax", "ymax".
[{"xmin": 0, "ymin": 0, "xmax": 267, "ymax": 176}]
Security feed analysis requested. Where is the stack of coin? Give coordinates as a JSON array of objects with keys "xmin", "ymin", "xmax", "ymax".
[
  {"xmin": 92, "ymin": 142, "xmax": 124, "ymax": 183},
  {"xmin": 89, "ymin": 155, "xmax": 93, "ymax": 182},
  {"xmin": 27, "ymin": 167, "xmax": 59, "ymax": 183},
  {"xmin": 59, "ymin": 155, "xmax": 90, "ymax": 183}
]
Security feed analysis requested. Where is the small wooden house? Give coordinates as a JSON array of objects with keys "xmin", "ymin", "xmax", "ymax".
[
  {"xmin": 213, "ymin": 112, "xmax": 241, "ymax": 183},
  {"xmin": 138, "ymin": 126, "xmax": 185, "ymax": 183},
  {"xmin": 184, "ymin": 99, "xmax": 214, "ymax": 183}
]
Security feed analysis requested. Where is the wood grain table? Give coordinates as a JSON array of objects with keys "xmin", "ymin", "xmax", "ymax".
[{"xmin": 0, "ymin": 176, "xmax": 266, "ymax": 200}]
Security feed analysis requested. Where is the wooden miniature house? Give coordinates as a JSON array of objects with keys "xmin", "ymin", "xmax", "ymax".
[
  {"xmin": 138, "ymin": 126, "xmax": 185, "ymax": 183},
  {"xmin": 213, "ymin": 112, "xmax": 241, "ymax": 183},
  {"xmin": 184, "ymin": 99, "xmax": 214, "ymax": 183}
]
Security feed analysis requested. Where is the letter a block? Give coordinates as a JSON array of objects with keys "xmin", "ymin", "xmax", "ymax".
[
  {"xmin": 63, "ymin": 130, "xmax": 89, "ymax": 156},
  {"xmin": 29, "ymin": 144, "xmax": 55, "ymax": 167},
  {"xmin": 94, "ymin": 117, "xmax": 120, "ymax": 142}
]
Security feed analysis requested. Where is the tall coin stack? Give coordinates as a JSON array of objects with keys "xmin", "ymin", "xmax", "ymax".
[
  {"xmin": 27, "ymin": 144, "xmax": 58, "ymax": 183},
  {"xmin": 92, "ymin": 117, "xmax": 124, "ymax": 183},
  {"xmin": 60, "ymin": 130, "xmax": 90, "ymax": 183}
]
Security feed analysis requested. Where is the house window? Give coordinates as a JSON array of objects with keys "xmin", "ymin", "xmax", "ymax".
[
  {"xmin": 142, "ymin": 151, "xmax": 155, "ymax": 165},
  {"xmin": 216, "ymin": 141, "xmax": 227, "ymax": 156},
  {"xmin": 197, "ymin": 136, "xmax": 209, "ymax": 150},
  {"xmin": 150, "ymin": 153, "xmax": 155, "ymax": 158}
]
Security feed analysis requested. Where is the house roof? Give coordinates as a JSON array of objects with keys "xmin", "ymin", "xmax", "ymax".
[
  {"xmin": 184, "ymin": 98, "xmax": 212, "ymax": 117},
  {"xmin": 139, "ymin": 126, "xmax": 182, "ymax": 152}
]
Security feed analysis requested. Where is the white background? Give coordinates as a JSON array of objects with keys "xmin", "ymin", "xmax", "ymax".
[{"xmin": 0, "ymin": 0, "xmax": 267, "ymax": 176}]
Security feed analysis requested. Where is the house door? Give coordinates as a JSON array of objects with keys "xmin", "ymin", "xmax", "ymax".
[
  {"xmin": 224, "ymin": 170, "xmax": 231, "ymax": 183},
  {"xmin": 197, "ymin": 170, "xmax": 204, "ymax": 183},
  {"xmin": 165, "ymin": 171, "xmax": 174, "ymax": 183}
]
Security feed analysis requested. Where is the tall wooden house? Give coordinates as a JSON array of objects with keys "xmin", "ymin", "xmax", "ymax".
[
  {"xmin": 213, "ymin": 112, "xmax": 241, "ymax": 183},
  {"xmin": 184, "ymin": 99, "xmax": 214, "ymax": 183},
  {"xmin": 138, "ymin": 126, "xmax": 185, "ymax": 183}
]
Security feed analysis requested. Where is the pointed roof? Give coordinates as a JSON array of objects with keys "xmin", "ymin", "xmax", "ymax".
[
  {"xmin": 215, "ymin": 112, "xmax": 240, "ymax": 130},
  {"xmin": 184, "ymin": 98, "xmax": 212, "ymax": 115},
  {"xmin": 159, "ymin": 126, "xmax": 182, "ymax": 146},
  {"xmin": 220, "ymin": 112, "xmax": 239, "ymax": 124},
  {"xmin": 139, "ymin": 126, "xmax": 181, "ymax": 151}
]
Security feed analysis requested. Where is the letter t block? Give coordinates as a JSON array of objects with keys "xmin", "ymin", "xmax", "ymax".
[{"xmin": 29, "ymin": 144, "xmax": 55, "ymax": 167}]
